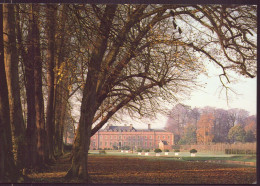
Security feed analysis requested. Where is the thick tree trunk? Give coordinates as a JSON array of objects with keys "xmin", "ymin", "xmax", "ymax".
[
  {"xmin": 3, "ymin": 4, "xmax": 26, "ymax": 170},
  {"xmin": 0, "ymin": 5, "xmax": 19, "ymax": 181},
  {"xmin": 16, "ymin": 4, "xmax": 37, "ymax": 170},
  {"xmin": 26, "ymin": 4, "xmax": 46, "ymax": 168},
  {"xmin": 46, "ymin": 4, "xmax": 57, "ymax": 161},
  {"xmin": 66, "ymin": 5, "xmax": 117, "ymax": 181},
  {"xmin": 33, "ymin": 5, "xmax": 46, "ymax": 166}
]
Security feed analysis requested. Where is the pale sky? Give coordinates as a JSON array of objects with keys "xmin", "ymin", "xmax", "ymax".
[
  {"xmin": 72, "ymin": 63, "xmax": 257, "ymax": 130},
  {"xmin": 116, "ymin": 63, "xmax": 257, "ymax": 130}
]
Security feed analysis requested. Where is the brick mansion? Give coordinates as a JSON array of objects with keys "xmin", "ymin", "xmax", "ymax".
[{"xmin": 89, "ymin": 124, "xmax": 174, "ymax": 150}]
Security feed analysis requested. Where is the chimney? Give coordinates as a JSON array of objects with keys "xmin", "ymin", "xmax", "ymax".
[{"xmin": 148, "ymin": 124, "xmax": 151, "ymax": 130}]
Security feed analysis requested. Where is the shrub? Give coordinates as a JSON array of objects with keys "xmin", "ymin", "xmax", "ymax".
[
  {"xmin": 98, "ymin": 148, "xmax": 102, "ymax": 150},
  {"xmin": 137, "ymin": 148, "xmax": 142, "ymax": 152},
  {"xmin": 154, "ymin": 148, "xmax": 162, "ymax": 153},
  {"xmin": 99, "ymin": 150, "xmax": 106, "ymax": 154},
  {"xmin": 164, "ymin": 149, "xmax": 170, "ymax": 152},
  {"xmin": 113, "ymin": 146, "xmax": 118, "ymax": 150},
  {"xmin": 93, "ymin": 148, "xmax": 96, "ymax": 150},
  {"xmin": 144, "ymin": 149, "xmax": 150, "ymax": 152},
  {"xmin": 190, "ymin": 149, "xmax": 197, "ymax": 153},
  {"xmin": 174, "ymin": 149, "xmax": 180, "ymax": 152}
]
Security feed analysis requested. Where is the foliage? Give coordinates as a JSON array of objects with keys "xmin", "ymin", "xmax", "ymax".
[
  {"xmin": 190, "ymin": 149, "xmax": 197, "ymax": 153},
  {"xmin": 154, "ymin": 149, "xmax": 162, "ymax": 153},
  {"xmin": 137, "ymin": 149, "xmax": 142, "ymax": 152},
  {"xmin": 244, "ymin": 130, "xmax": 255, "ymax": 142},
  {"xmin": 144, "ymin": 149, "xmax": 150, "ymax": 152},
  {"xmin": 174, "ymin": 149, "xmax": 180, "ymax": 152},
  {"xmin": 228, "ymin": 125, "xmax": 246, "ymax": 143},
  {"xmin": 113, "ymin": 146, "xmax": 118, "ymax": 150},
  {"xmin": 178, "ymin": 124, "xmax": 197, "ymax": 145},
  {"xmin": 122, "ymin": 146, "xmax": 131, "ymax": 150},
  {"xmin": 164, "ymin": 149, "xmax": 169, "ymax": 152},
  {"xmin": 224, "ymin": 149, "xmax": 256, "ymax": 155}
]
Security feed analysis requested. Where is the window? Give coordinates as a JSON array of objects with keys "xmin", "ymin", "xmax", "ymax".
[
  {"xmin": 133, "ymin": 136, "xmax": 135, "ymax": 139},
  {"xmin": 124, "ymin": 136, "xmax": 126, "ymax": 139},
  {"xmin": 168, "ymin": 136, "xmax": 170, "ymax": 139},
  {"xmin": 138, "ymin": 136, "xmax": 140, "ymax": 139},
  {"xmin": 111, "ymin": 136, "xmax": 113, "ymax": 139},
  {"xmin": 145, "ymin": 136, "xmax": 147, "ymax": 139},
  {"xmin": 100, "ymin": 136, "xmax": 103, "ymax": 139},
  {"xmin": 115, "ymin": 136, "xmax": 117, "ymax": 139},
  {"xmin": 93, "ymin": 136, "xmax": 96, "ymax": 139},
  {"xmin": 119, "ymin": 136, "xmax": 121, "ymax": 140},
  {"xmin": 158, "ymin": 136, "xmax": 160, "ymax": 139},
  {"xmin": 100, "ymin": 142, "xmax": 102, "ymax": 146},
  {"xmin": 149, "ymin": 142, "xmax": 152, "ymax": 146},
  {"xmin": 145, "ymin": 142, "xmax": 147, "ymax": 146},
  {"xmin": 133, "ymin": 142, "xmax": 135, "ymax": 146},
  {"xmin": 93, "ymin": 142, "xmax": 95, "ymax": 146},
  {"xmin": 150, "ymin": 136, "xmax": 152, "ymax": 139},
  {"xmin": 105, "ymin": 142, "xmax": 107, "ymax": 146},
  {"xmin": 163, "ymin": 136, "xmax": 165, "ymax": 139},
  {"xmin": 105, "ymin": 136, "xmax": 107, "ymax": 139},
  {"xmin": 124, "ymin": 142, "xmax": 127, "ymax": 146}
]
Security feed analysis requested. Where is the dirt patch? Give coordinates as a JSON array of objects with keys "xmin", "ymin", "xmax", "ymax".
[{"xmin": 28, "ymin": 154, "xmax": 256, "ymax": 184}]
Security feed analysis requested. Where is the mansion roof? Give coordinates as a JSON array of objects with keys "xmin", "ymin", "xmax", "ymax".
[{"xmin": 100, "ymin": 124, "xmax": 168, "ymax": 133}]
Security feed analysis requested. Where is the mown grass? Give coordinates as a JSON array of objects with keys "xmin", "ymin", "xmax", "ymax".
[{"xmin": 181, "ymin": 155, "xmax": 256, "ymax": 162}]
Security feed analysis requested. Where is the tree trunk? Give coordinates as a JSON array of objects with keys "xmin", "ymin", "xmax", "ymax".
[
  {"xmin": 3, "ymin": 4, "xmax": 26, "ymax": 170},
  {"xmin": 33, "ymin": 4, "xmax": 46, "ymax": 166},
  {"xmin": 0, "ymin": 5, "xmax": 19, "ymax": 181},
  {"xmin": 66, "ymin": 5, "xmax": 117, "ymax": 180},
  {"xmin": 15, "ymin": 4, "xmax": 37, "ymax": 170},
  {"xmin": 45, "ymin": 4, "xmax": 57, "ymax": 161},
  {"xmin": 27, "ymin": 4, "xmax": 46, "ymax": 168}
]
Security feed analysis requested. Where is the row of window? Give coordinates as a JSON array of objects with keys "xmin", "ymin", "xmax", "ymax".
[
  {"xmin": 92, "ymin": 141, "xmax": 155, "ymax": 147},
  {"xmin": 92, "ymin": 135, "xmax": 170, "ymax": 140}
]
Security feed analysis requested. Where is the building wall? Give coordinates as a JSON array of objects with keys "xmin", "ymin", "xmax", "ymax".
[{"xmin": 90, "ymin": 130, "xmax": 174, "ymax": 150}]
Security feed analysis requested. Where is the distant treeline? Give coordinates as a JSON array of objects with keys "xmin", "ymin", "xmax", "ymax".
[{"xmin": 165, "ymin": 104, "xmax": 256, "ymax": 145}]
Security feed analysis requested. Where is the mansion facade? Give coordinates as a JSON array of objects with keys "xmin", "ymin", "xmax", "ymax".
[{"xmin": 90, "ymin": 124, "xmax": 174, "ymax": 150}]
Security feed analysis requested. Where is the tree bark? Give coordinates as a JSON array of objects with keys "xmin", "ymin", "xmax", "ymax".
[
  {"xmin": 66, "ymin": 5, "xmax": 117, "ymax": 181},
  {"xmin": 46, "ymin": 4, "xmax": 57, "ymax": 161},
  {"xmin": 27, "ymin": 4, "xmax": 46, "ymax": 168},
  {"xmin": 33, "ymin": 4, "xmax": 47, "ymax": 166},
  {"xmin": 16, "ymin": 4, "xmax": 37, "ymax": 170},
  {"xmin": 3, "ymin": 4, "xmax": 26, "ymax": 170},
  {"xmin": 0, "ymin": 5, "xmax": 19, "ymax": 182}
]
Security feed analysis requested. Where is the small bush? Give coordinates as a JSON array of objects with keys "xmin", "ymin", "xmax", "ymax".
[
  {"xmin": 99, "ymin": 150, "xmax": 106, "ymax": 154},
  {"xmin": 174, "ymin": 149, "xmax": 180, "ymax": 152},
  {"xmin": 154, "ymin": 148, "xmax": 162, "ymax": 153},
  {"xmin": 137, "ymin": 149, "xmax": 142, "ymax": 152},
  {"xmin": 144, "ymin": 149, "xmax": 150, "ymax": 152},
  {"xmin": 164, "ymin": 149, "xmax": 170, "ymax": 152},
  {"xmin": 190, "ymin": 149, "xmax": 197, "ymax": 153},
  {"xmin": 113, "ymin": 146, "xmax": 118, "ymax": 150},
  {"xmin": 93, "ymin": 148, "xmax": 96, "ymax": 150}
]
